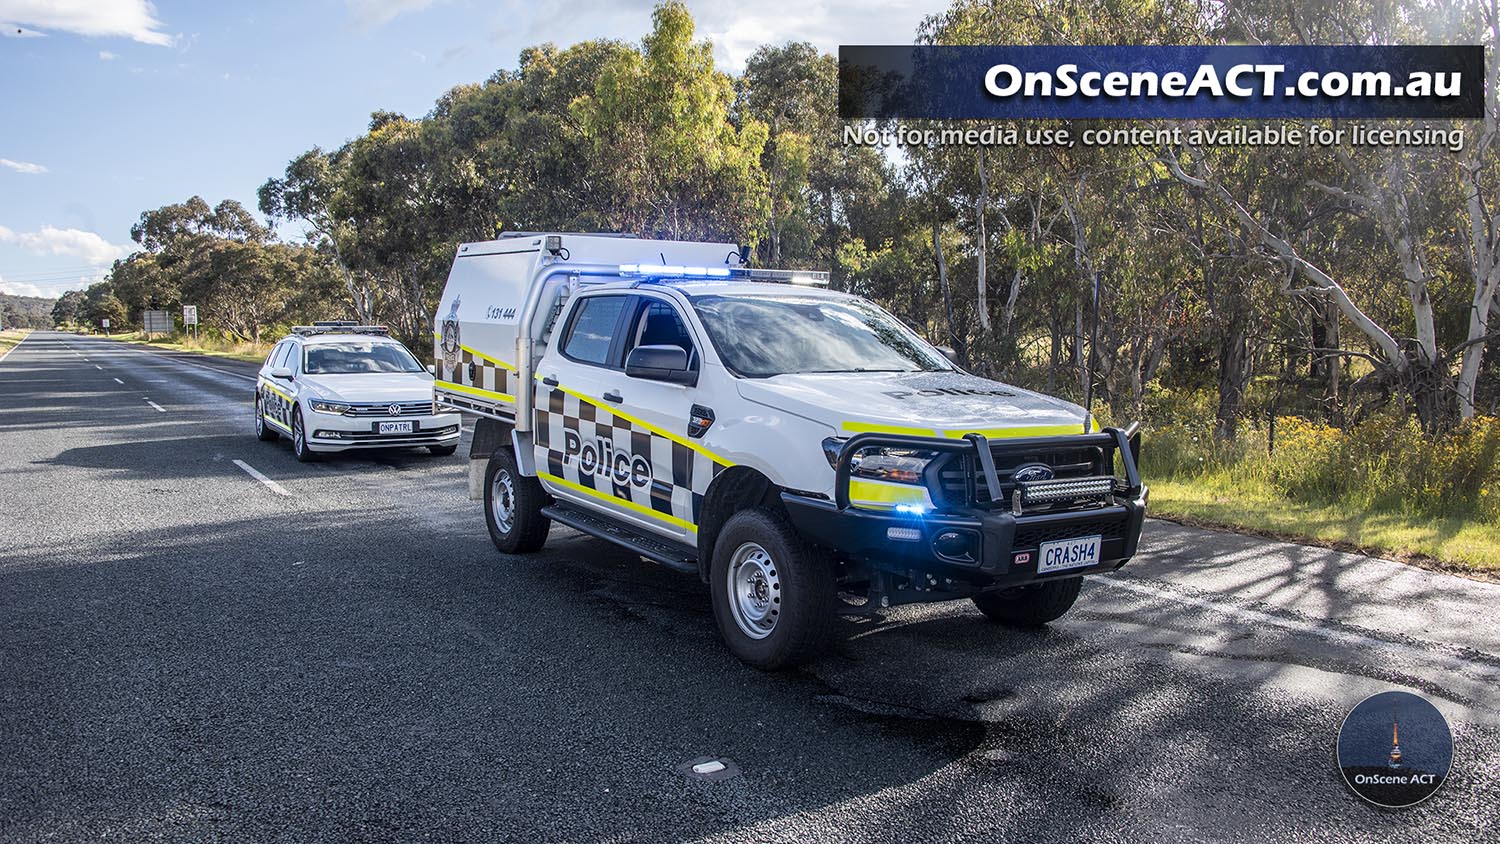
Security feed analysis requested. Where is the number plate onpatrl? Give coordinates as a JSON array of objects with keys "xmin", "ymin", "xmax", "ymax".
[
  {"xmin": 1037, "ymin": 534, "xmax": 1102, "ymax": 574},
  {"xmin": 379, "ymin": 421, "xmax": 414, "ymax": 435}
]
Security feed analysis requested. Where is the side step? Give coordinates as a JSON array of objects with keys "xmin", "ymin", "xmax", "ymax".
[{"xmin": 542, "ymin": 503, "xmax": 698, "ymax": 574}]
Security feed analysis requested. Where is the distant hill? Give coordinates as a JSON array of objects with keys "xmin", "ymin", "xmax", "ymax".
[{"xmin": 1, "ymin": 292, "xmax": 56, "ymax": 329}]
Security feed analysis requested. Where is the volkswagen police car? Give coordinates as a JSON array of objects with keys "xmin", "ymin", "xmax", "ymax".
[
  {"xmin": 254, "ymin": 322, "xmax": 461, "ymax": 461},
  {"xmin": 434, "ymin": 234, "xmax": 1146, "ymax": 670}
]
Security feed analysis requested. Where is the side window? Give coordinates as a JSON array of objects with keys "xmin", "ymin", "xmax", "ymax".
[
  {"xmin": 561, "ymin": 295, "xmax": 629, "ymax": 366},
  {"xmin": 264, "ymin": 341, "xmax": 283, "ymax": 369},
  {"xmin": 627, "ymin": 299, "xmax": 696, "ymax": 367}
]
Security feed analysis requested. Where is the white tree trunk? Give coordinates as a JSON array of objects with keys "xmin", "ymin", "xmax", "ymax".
[{"xmin": 975, "ymin": 147, "xmax": 991, "ymax": 331}]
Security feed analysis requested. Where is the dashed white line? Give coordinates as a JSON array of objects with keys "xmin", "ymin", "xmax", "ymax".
[
  {"xmin": 145, "ymin": 399, "xmax": 166, "ymax": 413},
  {"xmin": 232, "ymin": 459, "xmax": 292, "ymax": 497},
  {"xmin": 94, "ymin": 364, "xmax": 103, "ymax": 370},
  {"xmin": 112, "ymin": 377, "xmax": 124, "ymax": 385}
]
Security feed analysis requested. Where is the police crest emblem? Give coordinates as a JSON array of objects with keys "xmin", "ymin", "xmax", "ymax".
[{"xmin": 440, "ymin": 297, "xmax": 461, "ymax": 372}]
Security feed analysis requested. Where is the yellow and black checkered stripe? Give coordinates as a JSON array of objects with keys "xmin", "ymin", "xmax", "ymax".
[
  {"xmin": 436, "ymin": 343, "xmax": 516, "ymax": 406},
  {"xmin": 534, "ymin": 382, "xmax": 730, "ymax": 533}
]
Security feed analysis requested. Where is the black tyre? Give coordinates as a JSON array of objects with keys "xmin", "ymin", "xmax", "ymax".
[
  {"xmin": 428, "ymin": 444, "xmax": 459, "ymax": 456},
  {"xmin": 291, "ymin": 406, "xmax": 318, "ymax": 462},
  {"xmin": 972, "ymin": 576, "xmax": 1082, "ymax": 627},
  {"xmin": 484, "ymin": 447, "xmax": 551, "ymax": 553},
  {"xmin": 710, "ymin": 508, "xmax": 835, "ymax": 670},
  {"xmin": 254, "ymin": 396, "xmax": 278, "ymax": 441}
]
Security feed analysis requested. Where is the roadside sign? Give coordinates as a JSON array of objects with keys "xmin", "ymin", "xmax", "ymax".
[
  {"xmin": 142, "ymin": 309, "xmax": 172, "ymax": 335},
  {"xmin": 183, "ymin": 305, "xmax": 198, "ymax": 325},
  {"xmin": 101, "ymin": 318, "xmax": 110, "ymax": 330}
]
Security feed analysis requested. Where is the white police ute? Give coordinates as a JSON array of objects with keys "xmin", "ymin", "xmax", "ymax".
[
  {"xmin": 434, "ymin": 234, "xmax": 1146, "ymax": 670},
  {"xmin": 255, "ymin": 322, "xmax": 461, "ymax": 461}
]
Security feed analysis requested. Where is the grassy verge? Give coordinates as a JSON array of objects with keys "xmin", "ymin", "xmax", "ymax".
[
  {"xmin": 105, "ymin": 331, "xmax": 269, "ymax": 364},
  {"xmin": 1149, "ymin": 478, "xmax": 1500, "ymax": 577},
  {"xmin": 0, "ymin": 328, "xmax": 31, "ymax": 357}
]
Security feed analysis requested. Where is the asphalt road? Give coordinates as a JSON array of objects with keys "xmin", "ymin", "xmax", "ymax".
[{"xmin": 1, "ymin": 330, "xmax": 1497, "ymax": 842}]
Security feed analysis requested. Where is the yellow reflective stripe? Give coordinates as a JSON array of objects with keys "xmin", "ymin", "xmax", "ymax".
[
  {"xmin": 841, "ymin": 421, "xmax": 938, "ymax": 436},
  {"xmin": 539, "ymin": 378, "xmax": 732, "ymax": 467},
  {"xmin": 260, "ymin": 380, "xmax": 293, "ymax": 402},
  {"xmin": 262, "ymin": 414, "xmax": 292, "ymax": 434},
  {"xmin": 847, "ymin": 479, "xmax": 932, "ymax": 509},
  {"xmin": 462, "ymin": 343, "xmax": 517, "ymax": 371},
  {"xmin": 941, "ymin": 422, "xmax": 1097, "ymax": 438},
  {"xmin": 437, "ymin": 379, "xmax": 515, "ymax": 403},
  {"xmin": 539, "ymin": 471, "xmax": 697, "ymax": 532},
  {"xmin": 429, "ymin": 331, "xmax": 519, "ymax": 372}
]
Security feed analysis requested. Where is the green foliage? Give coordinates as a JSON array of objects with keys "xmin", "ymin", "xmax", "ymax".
[{"xmin": 1143, "ymin": 411, "xmax": 1500, "ymax": 525}]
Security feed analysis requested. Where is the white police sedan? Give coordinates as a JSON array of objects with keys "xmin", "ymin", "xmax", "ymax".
[{"xmin": 255, "ymin": 323, "xmax": 461, "ymax": 462}]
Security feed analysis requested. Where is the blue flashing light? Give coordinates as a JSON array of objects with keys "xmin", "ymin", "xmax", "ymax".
[
  {"xmin": 619, "ymin": 264, "xmax": 733, "ymax": 279},
  {"xmin": 895, "ymin": 503, "xmax": 927, "ymax": 516}
]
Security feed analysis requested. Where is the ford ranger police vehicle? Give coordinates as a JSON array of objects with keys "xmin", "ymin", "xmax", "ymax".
[
  {"xmin": 435, "ymin": 233, "xmax": 1145, "ymax": 669},
  {"xmin": 255, "ymin": 322, "xmax": 461, "ymax": 461}
]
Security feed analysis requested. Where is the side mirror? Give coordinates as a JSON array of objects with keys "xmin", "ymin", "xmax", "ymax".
[
  {"xmin": 270, "ymin": 366, "xmax": 294, "ymax": 381},
  {"xmin": 625, "ymin": 345, "xmax": 695, "ymax": 386},
  {"xmin": 936, "ymin": 345, "xmax": 961, "ymax": 365},
  {"xmin": 426, "ymin": 364, "xmax": 436, "ymax": 375}
]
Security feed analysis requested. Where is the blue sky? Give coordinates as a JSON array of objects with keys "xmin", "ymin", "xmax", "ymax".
[{"xmin": 0, "ymin": 0, "xmax": 939, "ymax": 299}]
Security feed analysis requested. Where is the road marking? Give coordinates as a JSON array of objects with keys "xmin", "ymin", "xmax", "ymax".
[
  {"xmin": 0, "ymin": 331, "xmax": 31, "ymax": 364},
  {"xmin": 94, "ymin": 364, "xmax": 103, "ymax": 370},
  {"xmin": 1092, "ymin": 575, "xmax": 1500, "ymax": 682},
  {"xmin": 112, "ymin": 377, "xmax": 124, "ymax": 385},
  {"xmin": 111, "ymin": 342, "xmax": 257, "ymax": 382},
  {"xmin": 232, "ymin": 459, "xmax": 291, "ymax": 497},
  {"xmin": 145, "ymin": 399, "xmax": 166, "ymax": 412}
]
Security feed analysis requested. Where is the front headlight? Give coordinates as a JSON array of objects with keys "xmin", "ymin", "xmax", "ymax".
[
  {"xmin": 308, "ymin": 399, "xmax": 351, "ymax": 415},
  {"xmin": 821, "ymin": 437, "xmax": 937, "ymax": 484}
]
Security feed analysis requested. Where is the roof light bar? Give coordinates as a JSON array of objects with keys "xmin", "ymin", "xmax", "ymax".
[{"xmin": 617, "ymin": 265, "xmax": 829, "ymax": 286}]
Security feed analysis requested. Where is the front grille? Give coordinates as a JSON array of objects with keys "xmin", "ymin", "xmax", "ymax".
[
  {"xmin": 343, "ymin": 401, "xmax": 432, "ymax": 417},
  {"xmin": 935, "ymin": 444, "xmax": 1105, "ymax": 508},
  {"xmin": 1014, "ymin": 516, "xmax": 1128, "ymax": 550}
]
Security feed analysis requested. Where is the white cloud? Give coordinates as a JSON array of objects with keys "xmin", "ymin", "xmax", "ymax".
[
  {"xmin": 347, "ymin": 0, "xmax": 437, "ymax": 27},
  {"xmin": 0, "ymin": 278, "xmax": 48, "ymax": 298},
  {"xmin": 0, "ymin": 225, "xmax": 129, "ymax": 266},
  {"xmin": 0, "ymin": 158, "xmax": 47, "ymax": 174},
  {"xmin": 0, "ymin": 0, "xmax": 173, "ymax": 46},
  {"xmin": 98, "ymin": 49, "xmax": 115, "ymax": 60}
]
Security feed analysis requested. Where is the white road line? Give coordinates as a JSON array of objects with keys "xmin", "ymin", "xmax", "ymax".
[
  {"xmin": 145, "ymin": 399, "xmax": 166, "ymax": 413},
  {"xmin": 1093, "ymin": 575, "xmax": 1500, "ymax": 682},
  {"xmin": 0, "ymin": 332, "xmax": 31, "ymax": 364},
  {"xmin": 95, "ymin": 364, "xmax": 103, "ymax": 370},
  {"xmin": 111, "ymin": 342, "xmax": 257, "ymax": 382},
  {"xmin": 112, "ymin": 377, "xmax": 124, "ymax": 385},
  {"xmin": 232, "ymin": 459, "xmax": 292, "ymax": 497}
]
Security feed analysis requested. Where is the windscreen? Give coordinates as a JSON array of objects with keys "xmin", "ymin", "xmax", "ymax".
[
  {"xmin": 691, "ymin": 294, "xmax": 952, "ymax": 378},
  {"xmin": 304, "ymin": 341, "xmax": 424, "ymax": 374}
]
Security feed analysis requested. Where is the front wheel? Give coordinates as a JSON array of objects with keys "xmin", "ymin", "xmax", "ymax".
[
  {"xmin": 710, "ymin": 508, "xmax": 834, "ymax": 670},
  {"xmin": 291, "ymin": 407, "xmax": 318, "ymax": 462},
  {"xmin": 971, "ymin": 577, "xmax": 1082, "ymax": 627},
  {"xmin": 484, "ymin": 447, "xmax": 551, "ymax": 553}
]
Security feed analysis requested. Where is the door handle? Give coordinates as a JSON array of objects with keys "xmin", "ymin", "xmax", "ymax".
[
  {"xmin": 542, "ymin": 376, "xmax": 559, "ymax": 387},
  {"xmin": 602, "ymin": 390, "xmax": 623, "ymax": 403}
]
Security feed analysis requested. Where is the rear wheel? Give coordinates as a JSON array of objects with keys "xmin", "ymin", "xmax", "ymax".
[
  {"xmin": 972, "ymin": 577, "xmax": 1082, "ymax": 627},
  {"xmin": 484, "ymin": 447, "xmax": 550, "ymax": 553},
  {"xmin": 291, "ymin": 407, "xmax": 318, "ymax": 462},
  {"xmin": 254, "ymin": 396, "xmax": 277, "ymax": 441},
  {"xmin": 710, "ymin": 508, "xmax": 834, "ymax": 670}
]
